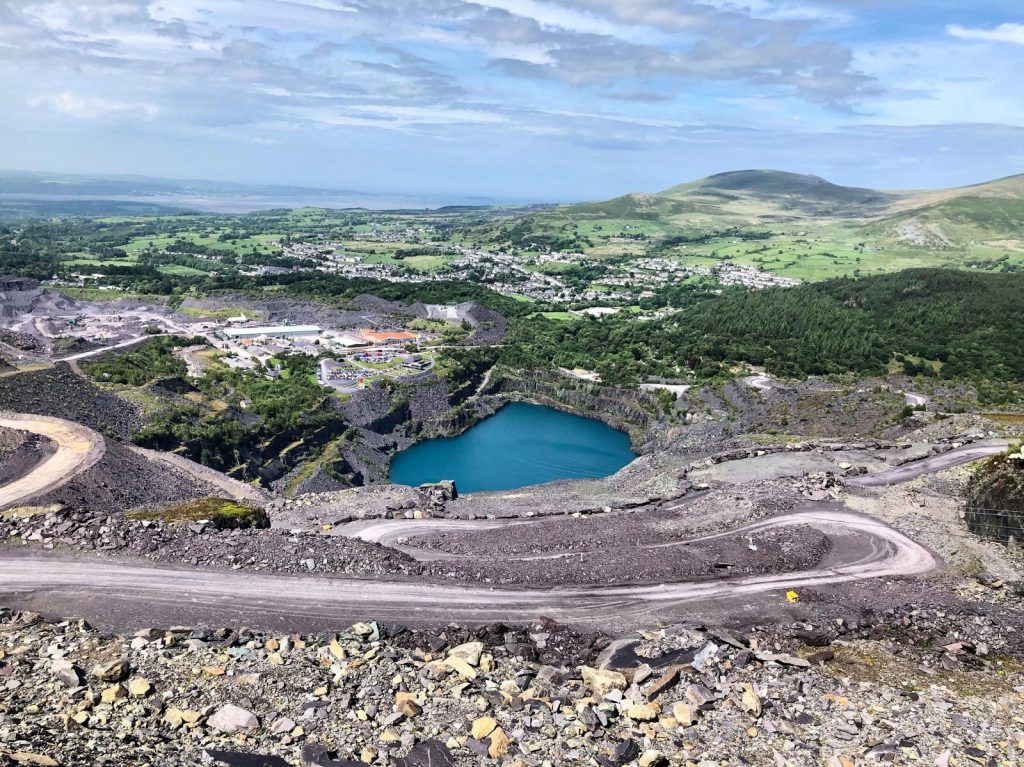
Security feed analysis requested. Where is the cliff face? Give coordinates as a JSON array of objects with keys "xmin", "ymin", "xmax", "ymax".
[
  {"xmin": 965, "ymin": 445, "xmax": 1024, "ymax": 544},
  {"xmin": 481, "ymin": 370, "xmax": 665, "ymax": 450},
  {"xmin": 274, "ymin": 368, "xmax": 672, "ymax": 493}
]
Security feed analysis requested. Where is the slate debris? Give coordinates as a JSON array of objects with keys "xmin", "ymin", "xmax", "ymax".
[
  {"xmin": 1, "ymin": 606, "xmax": 1021, "ymax": 767},
  {"xmin": 0, "ymin": 508, "xmax": 421, "ymax": 577}
]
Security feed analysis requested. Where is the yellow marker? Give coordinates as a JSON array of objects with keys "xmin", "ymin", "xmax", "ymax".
[
  {"xmin": 786, "ymin": 590, "xmax": 799, "ymax": 603},
  {"xmin": 322, "ymin": 523, "xmax": 333, "ymax": 532}
]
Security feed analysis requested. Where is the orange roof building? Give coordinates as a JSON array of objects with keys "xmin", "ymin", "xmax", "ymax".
[{"xmin": 358, "ymin": 329, "xmax": 419, "ymax": 344}]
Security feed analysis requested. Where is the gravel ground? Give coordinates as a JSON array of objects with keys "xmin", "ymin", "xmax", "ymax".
[
  {"xmin": 421, "ymin": 527, "xmax": 832, "ymax": 587},
  {"xmin": 0, "ymin": 508, "xmax": 422, "ymax": 578},
  {"xmin": 29, "ymin": 439, "xmax": 216, "ymax": 513},
  {"xmin": 0, "ymin": 592, "xmax": 1021, "ymax": 767}
]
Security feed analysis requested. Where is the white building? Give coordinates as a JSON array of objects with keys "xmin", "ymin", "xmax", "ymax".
[{"xmin": 223, "ymin": 325, "xmax": 321, "ymax": 341}]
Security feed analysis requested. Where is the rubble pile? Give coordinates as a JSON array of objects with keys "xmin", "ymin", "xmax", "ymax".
[
  {"xmin": 0, "ymin": 607, "xmax": 1021, "ymax": 767},
  {"xmin": 0, "ymin": 510, "xmax": 421, "ymax": 577},
  {"xmin": 793, "ymin": 473, "xmax": 844, "ymax": 501}
]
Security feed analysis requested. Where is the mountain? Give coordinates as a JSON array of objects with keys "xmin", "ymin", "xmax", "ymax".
[
  {"xmin": 557, "ymin": 169, "xmax": 904, "ymax": 227},
  {"xmin": 479, "ymin": 169, "xmax": 1024, "ymax": 280},
  {"xmin": 558, "ymin": 169, "xmax": 1024, "ymax": 228}
]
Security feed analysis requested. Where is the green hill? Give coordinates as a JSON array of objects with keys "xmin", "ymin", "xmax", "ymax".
[{"xmin": 479, "ymin": 169, "xmax": 1024, "ymax": 281}]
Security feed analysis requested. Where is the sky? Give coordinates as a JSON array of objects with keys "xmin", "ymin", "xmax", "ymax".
[{"xmin": 0, "ymin": 0, "xmax": 1023, "ymax": 202}]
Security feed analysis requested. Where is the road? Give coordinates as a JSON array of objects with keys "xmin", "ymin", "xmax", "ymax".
[
  {"xmin": 0, "ymin": 508, "xmax": 933, "ymax": 632},
  {"xmin": 846, "ymin": 441, "xmax": 1009, "ymax": 487},
  {"xmin": 0, "ymin": 412, "xmax": 1003, "ymax": 632},
  {"xmin": 59, "ymin": 334, "xmax": 151, "ymax": 362},
  {"xmin": 0, "ymin": 413, "xmax": 105, "ymax": 509},
  {"xmin": 743, "ymin": 375, "xmax": 774, "ymax": 392},
  {"xmin": 129, "ymin": 446, "xmax": 270, "ymax": 504}
]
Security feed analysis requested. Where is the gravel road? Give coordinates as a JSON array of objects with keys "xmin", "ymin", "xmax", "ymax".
[
  {"xmin": 0, "ymin": 507, "xmax": 934, "ymax": 632},
  {"xmin": 847, "ymin": 441, "xmax": 1010, "ymax": 487},
  {"xmin": 0, "ymin": 412, "xmax": 104, "ymax": 508}
]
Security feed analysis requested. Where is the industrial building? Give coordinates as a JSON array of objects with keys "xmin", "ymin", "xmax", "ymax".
[{"xmin": 222, "ymin": 325, "xmax": 321, "ymax": 340}]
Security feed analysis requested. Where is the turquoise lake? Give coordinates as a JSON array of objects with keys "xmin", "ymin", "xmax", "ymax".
[{"xmin": 389, "ymin": 402, "xmax": 637, "ymax": 493}]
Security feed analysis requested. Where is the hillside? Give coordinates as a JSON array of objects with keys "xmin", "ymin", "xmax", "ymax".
[
  {"xmin": 503, "ymin": 268, "xmax": 1024, "ymax": 392},
  {"xmin": 481, "ymin": 170, "xmax": 1024, "ymax": 281},
  {"xmin": 866, "ymin": 174, "xmax": 1024, "ymax": 250}
]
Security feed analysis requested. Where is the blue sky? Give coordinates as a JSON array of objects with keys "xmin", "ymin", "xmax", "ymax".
[{"xmin": 1, "ymin": 0, "xmax": 1022, "ymax": 201}]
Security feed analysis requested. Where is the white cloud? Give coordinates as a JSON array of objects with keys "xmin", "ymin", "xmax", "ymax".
[
  {"xmin": 29, "ymin": 92, "xmax": 160, "ymax": 120},
  {"xmin": 947, "ymin": 22, "xmax": 1024, "ymax": 45}
]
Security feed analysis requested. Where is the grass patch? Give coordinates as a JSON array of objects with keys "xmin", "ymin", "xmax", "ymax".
[
  {"xmin": 529, "ymin": 311, "xmax": 580, "ymax": 322},
  {"xmin": 128, "ymin": 497, "xmax": 268, "ymax": 529}
]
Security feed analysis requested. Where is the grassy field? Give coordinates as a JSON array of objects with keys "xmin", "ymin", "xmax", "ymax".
[
  {"xmin": 157, "ymin": 264, "xmax": 210, "ymax": 276},
  {"xmin": 530, "ymin": 311, "xmax": 580, "ymax": 322}
]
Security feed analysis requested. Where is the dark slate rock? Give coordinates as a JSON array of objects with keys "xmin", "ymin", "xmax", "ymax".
[{"xmin": 392, "ymin": 740, "xmax": 457, "ymax": 767}]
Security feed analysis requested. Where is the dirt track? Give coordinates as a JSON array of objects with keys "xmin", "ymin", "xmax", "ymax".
[
  {"xmin": 0, "ymin": 412, "xmax": 1002, "ymax": 633},
  {"xmin": 846, "ymin": 442, "xmax": 1009, "ymax": 486},
  {"xmin": 0, "ymin": 507, "xmax": 933, "ymax": 632},
  {"xmin": 0, "ymin": 413, "xmax": 104, "ymax": 508},
  {"xmin": 130, "ymin": 445, "xmax": 270, "ymax": 503}
]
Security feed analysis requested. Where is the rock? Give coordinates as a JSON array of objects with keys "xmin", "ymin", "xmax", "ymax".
[
  {"xmin": 447, "ymin": 641, "xmax": 483, "ymax": 666},
  {"xmin": 639, "ymin": 751, "xmax": 667, "ymax": 767},
  {"xmin": 626, "ymin": 703, "xmax": 660, "ymax": 721},
  {"xmin": 472, "ymin": 716, "xmax": 498, "ymax": 739},
  {"xmin": 645, "ymin": 665, "xmax": 681, "ymax": 699},
  {"xmin": 90, "ymin": 658, "xmax": 129, "ymax": 683},
  {"xmin": 581, "ymin": 666, "xmax": 627, "ymax": 696},
  {"xmin": 443, "ymin": 656, "xmax": 477, "ymax": 680},
  {"xmin": 396, "ymin": 692, "xmax": 422, "ymax": 718},
  {"xmin": 756, "ymin": 652, "xmax": 811, "ymax": 668},
  {"xmin": 608, "ymin": 739, "xmax": 640, "ymax": 765},
  {"xmin": 128, "ymin": 677, "xmax": 152, "ymax": 697},
  {"xmin": 672, "ymin": 702, "xmax": 697, "ymax": 727},
  {"xmin": 487, "ymin": 726, "xmax": 510, "ymax": 758},
  {"xmin": 207, "ymin": 704, "xmax": 260, "ymax": 733},
  {"xmin": 685, "ymin": 684, "xmax": 717, "ymax": 708},
  {"xmin": 206, "ymin": 750, "xmax": 291, "ymax": 767},
  {"xmin": 11, "ymin": 754, "xmax": 60, "ymax": 766},
  {"xmin": 740, "ymin": 684, "xmax": 761, "ymax": 717},
  {"xmin": 51, "ymin": 659, "xmax": 82, "ymax": 688},
  {"xmin": 299, "ymin": 744, "xmax": 367, "ymax": 767},
  {"xmin": 392, "ymin": 740, "xmax": 456, "ymax": 767},
  {"xmin": 271, "ymin": 717, "xmax": 296, "ymax": 735},
  {"xmin": 100, "ymin": 683, "xmax": 127, "ymax": 704},
  {"xmin": 164, "ymin": 708, "xmax": 202, "ymax": 727},
  {"xmin": 397, "ymin": 700, "xmax": 422, "ymax": 718}
]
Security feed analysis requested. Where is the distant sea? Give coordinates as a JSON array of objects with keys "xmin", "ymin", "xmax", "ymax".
[{"xmin": 0, "ymin": 192, "xmax": 465, "ymax": 213}]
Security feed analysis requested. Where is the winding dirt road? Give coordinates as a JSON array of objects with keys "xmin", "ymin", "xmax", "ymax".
[
  {"xmin": 0, "ymin": 508, "xmax": 932, "ymax": 631},
  {"xmin": 0, "ymin": 413, "xmax": 1003, "ymax": 632},
  {"xmin": 0, "ymin": 413, "xmax": 105, "ymax": 509}
]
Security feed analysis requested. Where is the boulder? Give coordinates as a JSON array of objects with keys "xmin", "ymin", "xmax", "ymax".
[
  {"xmin": 90, "ymin": 658, "xmax": 129, "ymax": 683},
  {"xmin": 207, "ymin": 704, "xmax": 259, "ymax": 734}
]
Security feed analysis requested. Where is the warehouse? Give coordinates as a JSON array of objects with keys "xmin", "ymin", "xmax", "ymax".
[{"xmin": 222, "ymin": 325, "xmax": 321, "ymax": 340}]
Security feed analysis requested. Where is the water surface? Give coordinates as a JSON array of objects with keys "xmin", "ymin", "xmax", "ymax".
[{"xmin": 389, "ymin": 402, "xmax": 636, "ymax": 493}]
